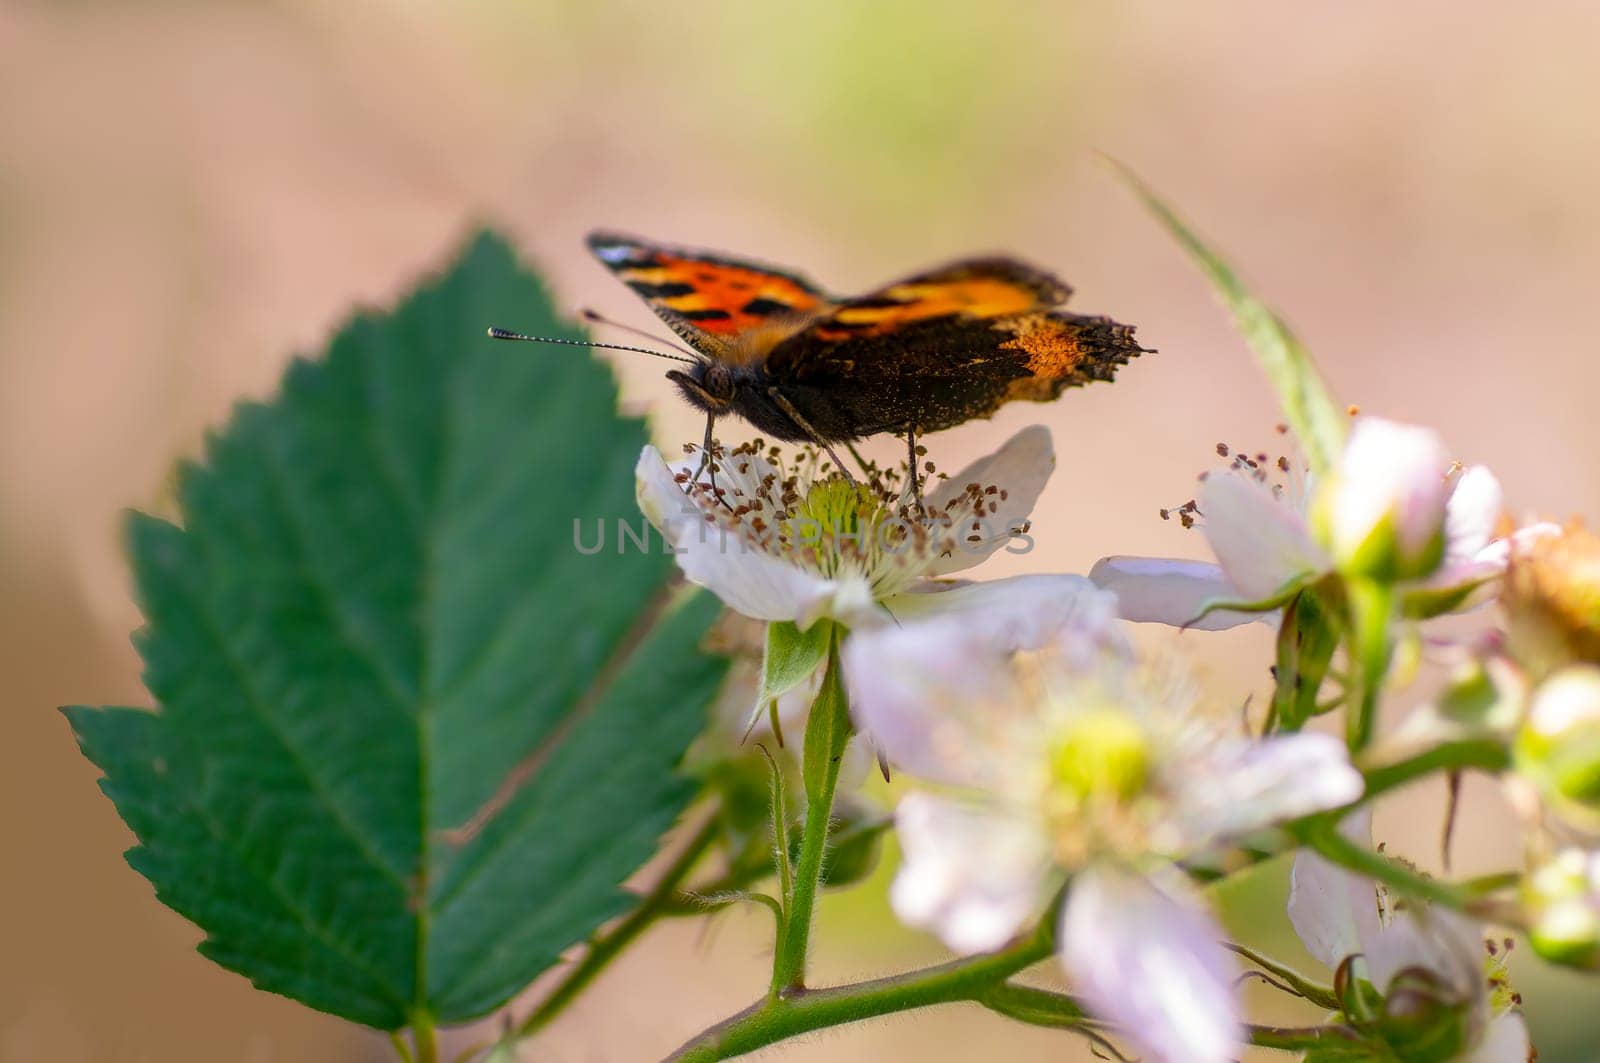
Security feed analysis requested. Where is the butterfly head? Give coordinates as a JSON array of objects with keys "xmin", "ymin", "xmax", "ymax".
[{"xmin": 667, "ymin": 361, "xmax": 737, "ymax": 414}]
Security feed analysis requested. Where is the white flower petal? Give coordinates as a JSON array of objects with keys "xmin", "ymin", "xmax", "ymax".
[
  {"xmin": 843, "ymin": 617, "xmax": 1022, "ymax": 784},
  {"xmin": 1201, "ymin": 469, "xmax": 1326, "ymax": 599},
  {"xmin": 1287, "ymin": 808, "xmax": 1383, "ymax": 970},
  {"xmin": 845, "ymin": 576, "xmax": 1123, "ymax": 783},
  {"xmin": 1061, "ymin": 866, "xmax": 1241, "ymax": 1063},
  {"xmin": 1365, "ymin": 903, "xmax": 1484, "ymax": 998},
  {"xmin": 635, "ymin": 447, "xmax": 838, "ymax": 624},
  {"xmin": 1444, "ymin": 465, "xmax": 1504, "ymax": 562},
  {"xmin": 926, "ymin": 425, "xmax": 1054, "ymax": 576},
  {"xmin": 884, "ymin": 573, "xmax": 1117, "ymax": 638},
  {"xmin": 1461, "ymin": 1012, "xmax": 1532, "ymax": 1063},
  {"xmin": 1174, "ymin": 732, "xmax": 1363, "ymax": 847},
  {"xmin": 1089, "ymin": 556, "xmax": 1262, "ymax": 630},
  {"xmin": 889, "ymin": 793, "xmax": 1051, "ymax": 954}
]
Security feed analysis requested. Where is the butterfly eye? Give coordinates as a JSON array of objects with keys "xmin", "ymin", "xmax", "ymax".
[{"xmin": 703, "ymin": 363, "xmax": 735, "ymax": 403}]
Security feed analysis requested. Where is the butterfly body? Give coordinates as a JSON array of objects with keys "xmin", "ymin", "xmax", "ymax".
[{"xmin": 588, "ymin": 232, "xmax": 1148, "ymax": 446}]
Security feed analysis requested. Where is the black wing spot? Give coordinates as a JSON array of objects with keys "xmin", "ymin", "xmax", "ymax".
[
  {"xmin": 678, "ymin": 309, "xmax": 733, "ymax": 322},
  {"xmin": 740, "ymin": 297, "xmax": 796, "ymax": 316},
  {"xmin": 627, "ymin": 281, "xmax": 697, "ymax": 299}
]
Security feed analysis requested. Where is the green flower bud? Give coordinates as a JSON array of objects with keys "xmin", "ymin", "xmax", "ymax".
[
  {"xmin": 1523, "ymin": 849, "xmax": 1600, "ymax": 971},
  {"xmin": 1514, "ymin": 665, "xmax": 1600, "ymax": 818},
  {"xmin": 1313, "ymin": 418, "xmax": 1451, "ymax": 583}
]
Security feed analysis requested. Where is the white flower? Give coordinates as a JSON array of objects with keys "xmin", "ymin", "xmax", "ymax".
[
  {"xmin": 636, "ymin": 426, "xmax": 1063, "ymax": 629},
  {"xmin": 844, "ymin": 591, "xmax": 1363, "ymax": 1063},
  {"xmin": 1091, "ymin": 417, "xmax": 1547, "ymax": 630},
  {"xmin": 1288, "ymin": 811, "xmax": 1531, "ymax": 1062}
]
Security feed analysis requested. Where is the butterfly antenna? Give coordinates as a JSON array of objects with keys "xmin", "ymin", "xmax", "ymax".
[
  {"xmin": 580, "ymin": 307, "xmax": 699, "ymax": 359},
  {"xmin": 485, "ymin": 328, "xmax": 698, "ymax": 365}
]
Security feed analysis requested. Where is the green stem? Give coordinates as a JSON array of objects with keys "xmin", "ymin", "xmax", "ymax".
[
  {"xmin": 981, "ymin": 981, "xmax": 1356, "ymax": 1054},
  {"xmin": 516, "ymin": 812, "xmax": 720, "ymax": 1039},
  {"xmin": 1345, "ymin": 579, "xmax": 1394, "ymax": 752},
  {"xmin": 1292, "ymin": 818, "xmax": 1471, "ymax": 909},
  {"xmin": 668, "ymin": 922, "xmax": 1055, "ymax": 1062},
  {"xmin": 389, "ymin": 1031, "xmax": 417, "ymax": 1063},
  {"xmin": 1358, "ymin": 737, "xmax": 1510, "ymax": 798},
  {"xmin": 410, "ymin": 1014, "xmax": 438, "ymax": 1063},
  {"xmin": 770, "ymin": 628, "xmax": 850, "ymax": 997}
]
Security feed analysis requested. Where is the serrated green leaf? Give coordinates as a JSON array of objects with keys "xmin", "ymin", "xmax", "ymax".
[
  {"xmin": 64, "ymin": 232, "xmax": 728, "ymax": 1030},
  {"xmin": 1108, "ymin": 158, "xmax": 1348, "ymax": 473}
]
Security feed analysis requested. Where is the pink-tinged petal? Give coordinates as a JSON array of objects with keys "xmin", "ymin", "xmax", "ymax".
[
  {"xmin": 926, "ymin": 425, "xmax": 1054, "ymax": 576},
  {"xmin": 886, "ymin": 573, "xmax": 1117, "ymax": 637},
  {"xmin": 635, "ymin": 447, "xmax": 838, "ymax": 625},
  {"xmin": 1061, "ymin": 866, "xmax": 1241, "ymax": 1063},
  {"xmin": 845, "ymin": 576, "xmax": 1122, "ymax": 783},
  {"xmin": 1365, "ymin": 904, "xmax": 1483, "ymax": 998},
  {"xmin": 1326, "ymin": 418, "xmax": 1453, "ymax": 566},
  {"xmin": 1287, "ymin": 809, "xmax": 1382, "ymax": 970},
  {"xmin": 1201, "ymin": 469, "xmax": 1326, "ymax": 599},
  {"xmin": 843, "ymin": 613, "xmax": 1023, "ymax": 785},
  {"xmin": 1411, "ymin": 521, "xmax": 1562, "ymax": 616},
  {"xmin": 1173, "ymin": 732, "xmax": 1363, "ymax": 847},
  {"xmin": 1444, "ymin": 465, "xmax": 1504, "ymax": 562},
  {"xmin": 889, "ymin": 793, "xmax": 1051, "ymax": 954},
  {"xmin": 1089, "ymin": 556, "xmax": 1262, "ymax": 630},
  {"xmin": 1461, "ymin": 1012, "xmax": 1532, "ymax": 1063}
]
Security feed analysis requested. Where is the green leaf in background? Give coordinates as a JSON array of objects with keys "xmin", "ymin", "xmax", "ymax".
[
  {"xmin": 64, "ymin": 233, "xmax": 728, "ymax": 1030},
  {"xmin": 1107, "ymin": 158, "xmax": 1348, "ymax": 474}
]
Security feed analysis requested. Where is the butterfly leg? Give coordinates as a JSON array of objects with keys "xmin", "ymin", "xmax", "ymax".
[
  {"xmin": 692, "ymin": 412, "xmax": 734, "ymax": 512},
  {"xmin": 904, "ymin": 426, "xmax": 923, "ymax": 513},
  {"xmin": 766, "ymin": 388, "xmax": 858, "ymax": 487},
  {"xmin": 844, "ymin": 440, "xmax": 877, "ymax": 481}
]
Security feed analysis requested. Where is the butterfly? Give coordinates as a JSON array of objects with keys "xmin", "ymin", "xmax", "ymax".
[{"xmin": 493, "ymin": 232, "xmax": 1149, "ymax": 496}]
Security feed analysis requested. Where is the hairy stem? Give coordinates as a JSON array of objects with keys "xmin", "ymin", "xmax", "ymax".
[
  {"xmin": 667, "ymin": 922, "xmax": 1055, "ymax": 1062},
  {"xmin": 770, "ymin": 630, "xmax": 850, "ymax": 997}
]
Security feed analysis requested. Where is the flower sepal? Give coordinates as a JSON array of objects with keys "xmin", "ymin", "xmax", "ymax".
[
  {"xmin": 1274, "ymin": 583, "xmax": 1346, "ymax": 731},
  {"xmin": 1373, "ymin": 966, "xmax": 1474, "ymax": 1063},
  {"xmin": 1185, "ymin": 572, "xmax": 1320, "ymax": 627},
  {"xmin": 753, "ymin": 619, "xmax": 835, "ymax": 740}
]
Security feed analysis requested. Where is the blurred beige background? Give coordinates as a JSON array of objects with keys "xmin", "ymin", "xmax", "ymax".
[{"xmin": 5, "ymin": 0, "xmax": 1600, "ymax": 1060}]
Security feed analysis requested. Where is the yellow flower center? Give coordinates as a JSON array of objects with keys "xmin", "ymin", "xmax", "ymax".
[
  {"xmin": 795, "ymin": 477, "xmax": 880, "ymax": 542},
  {"xmin": 1049, "ymin": 708, "xmax": 1150, "ymax": 803}
]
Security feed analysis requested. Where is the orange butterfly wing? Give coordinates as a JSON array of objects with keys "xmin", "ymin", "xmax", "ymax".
[{"xmin": 586, "ymin": 232, "xmax": 829, "ymax": 352}]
